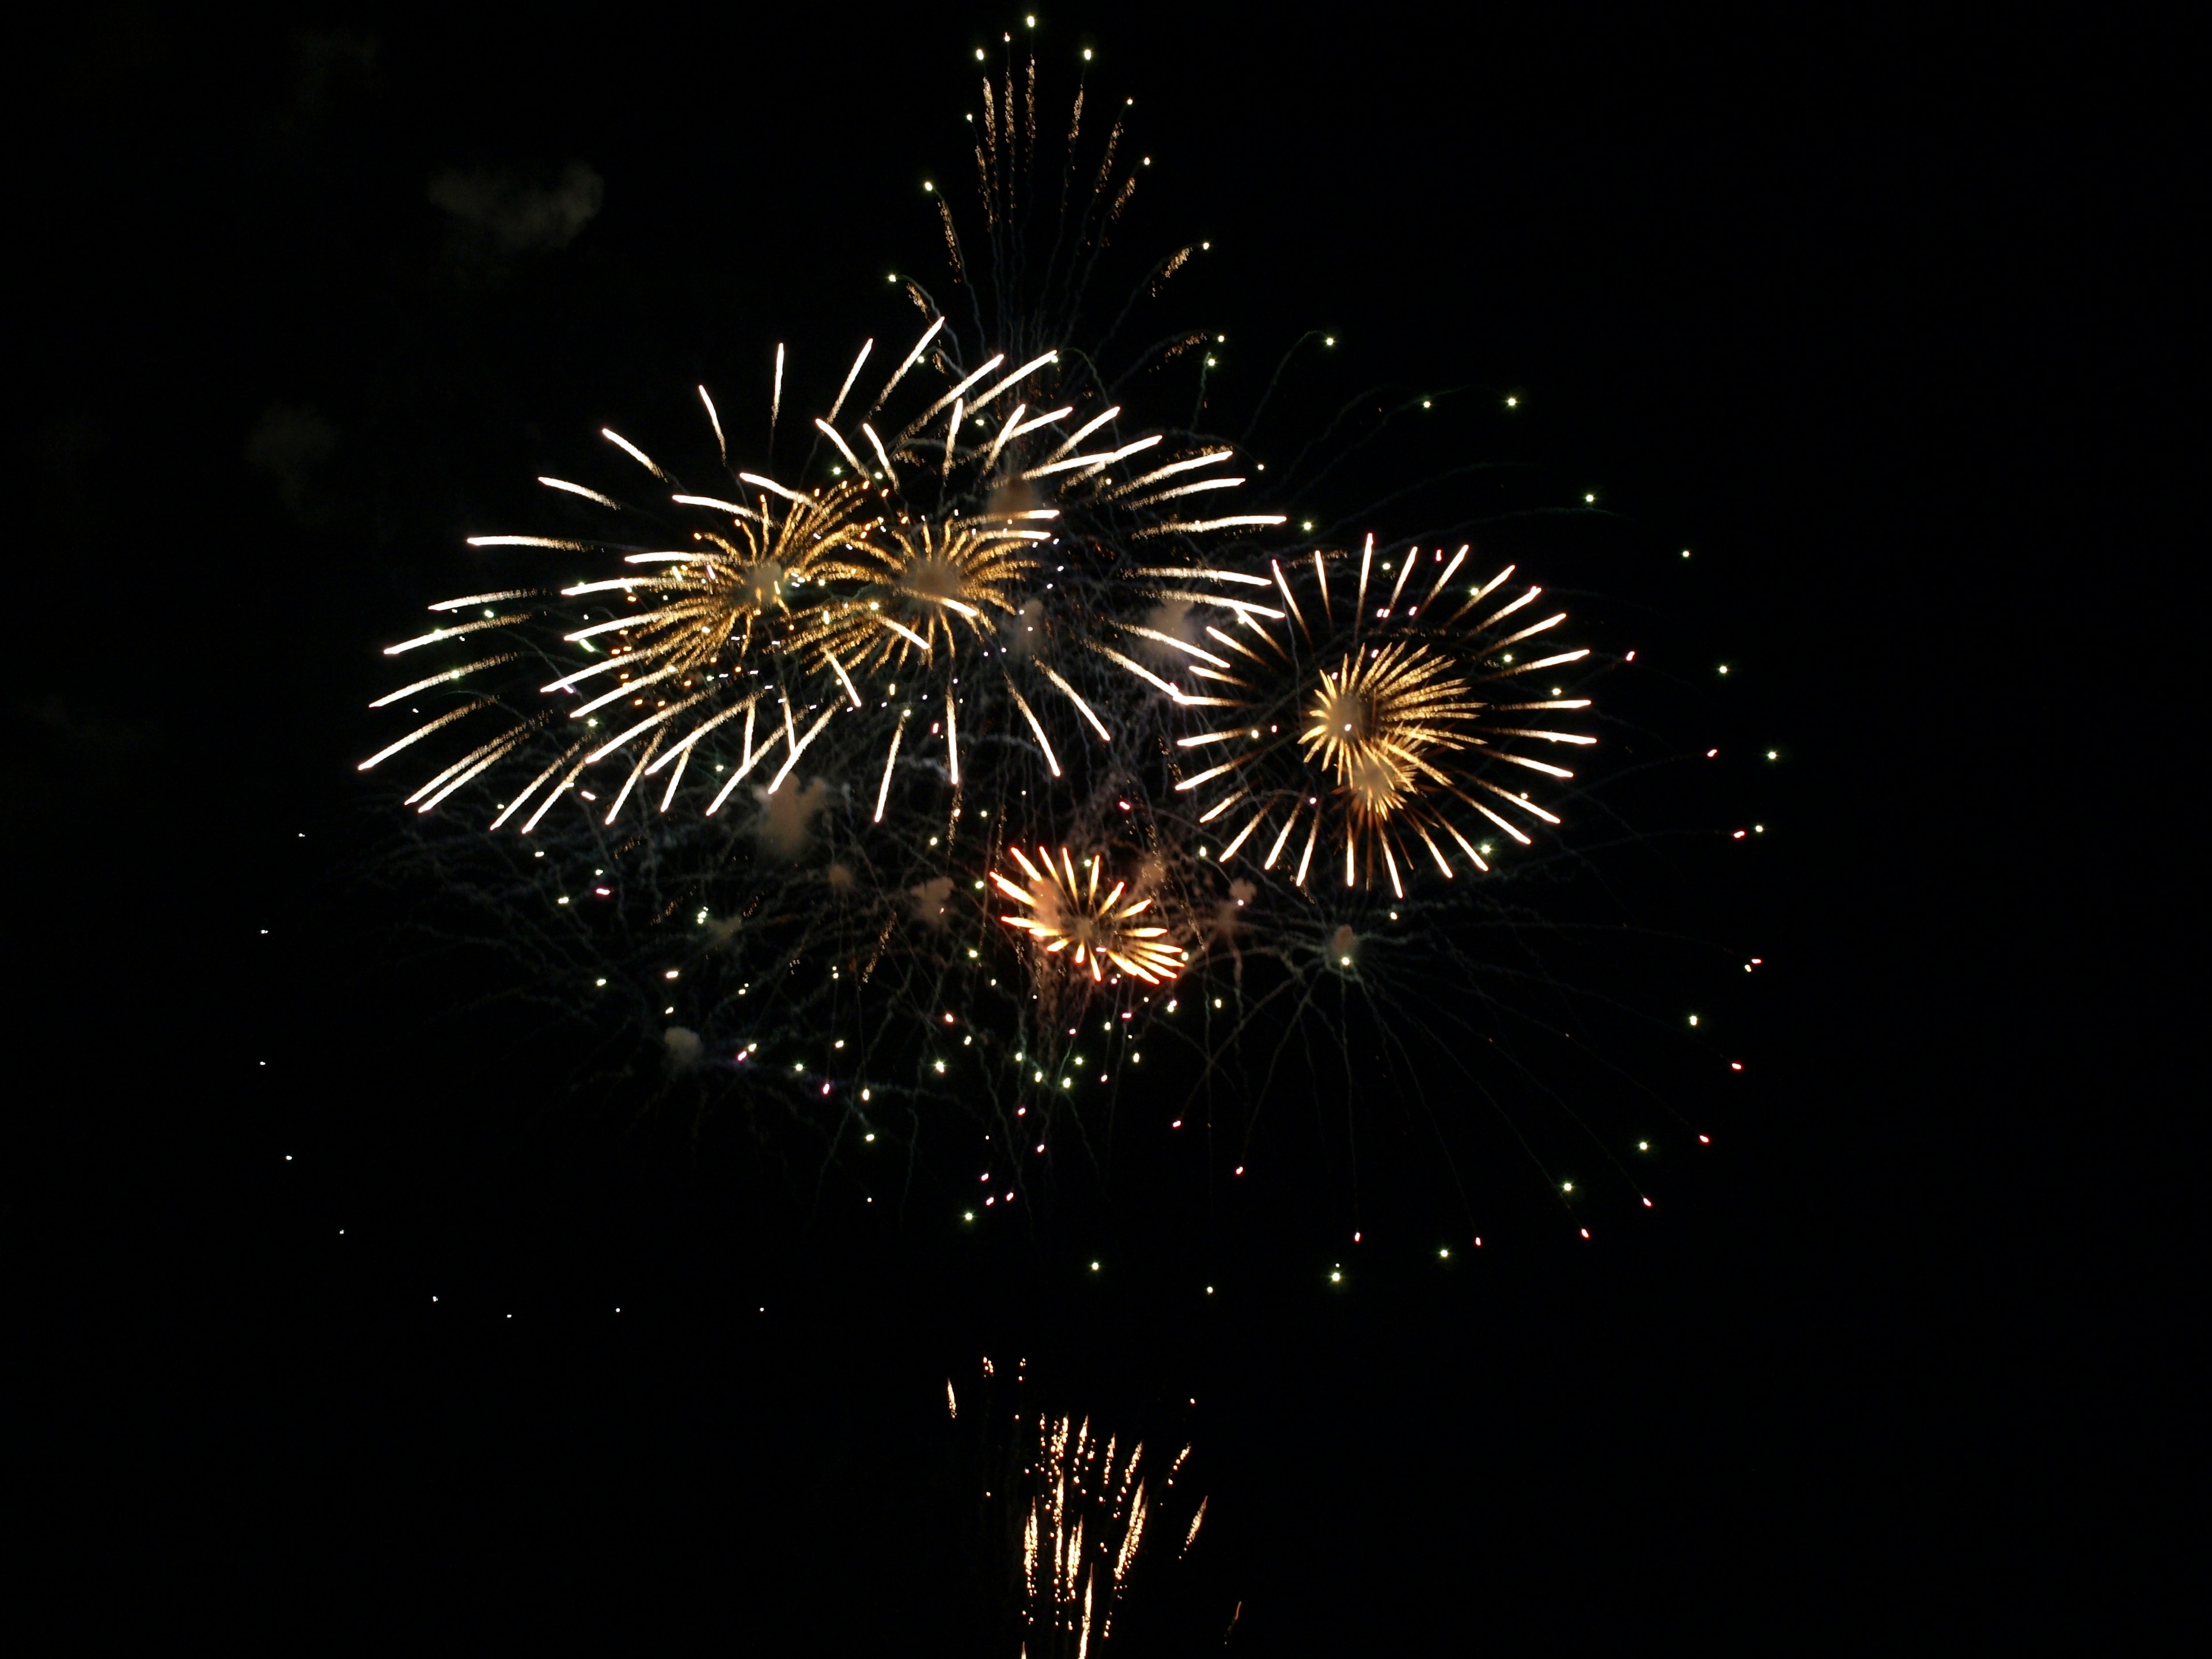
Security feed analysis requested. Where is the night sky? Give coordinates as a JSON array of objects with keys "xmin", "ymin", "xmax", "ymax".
[{"xmin": 22, "ymin": 6, "xmax": 2166, "ymax": 1646}]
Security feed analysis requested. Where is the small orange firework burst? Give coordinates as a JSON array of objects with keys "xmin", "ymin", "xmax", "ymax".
[{"xmin": 991, "ymin": 846, "xmax": 1185, "ymax": 984}]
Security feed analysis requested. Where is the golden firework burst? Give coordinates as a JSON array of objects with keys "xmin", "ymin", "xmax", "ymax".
[
  {"xmin": 570, "ymin": 477, "xmax": 878, "ymax": 679},
  {"xmin": 1124, "ymin": 536, "xmax": 1598, "ymax": 896},
  {"xmin": 801, "ymin": 516, "xmax": 1040, "ymax": 677},
  {"xmin": 991, "ymin": 846, "xmax": 1185, "ymax": 984}
]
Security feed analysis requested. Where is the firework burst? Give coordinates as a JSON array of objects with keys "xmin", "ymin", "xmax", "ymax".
[
  {"xmin": 1120, "ymin": 536, "xmax": 1599, "ymax": 897},
  {"xmin": 991, "ymin": 844, "xmax": 1185, "ymax": 986}
]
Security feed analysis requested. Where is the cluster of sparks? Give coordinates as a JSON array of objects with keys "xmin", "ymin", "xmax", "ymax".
[
  {"xmin": 955, "ymin": 1357, "xmax": 1204, "ymax": 1654},
  {"xmin": 358, "ymin": 49, "xmax": 1670, "ymax": 1221}
]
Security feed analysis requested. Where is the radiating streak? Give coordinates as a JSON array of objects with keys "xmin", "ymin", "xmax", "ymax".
[
  {"xmin": 868, "ymin": 316, "xmax": 944, "ymax": 415},
  {"xmin": 770, "ymin": 344, "xmax": 784, "ymax": 438},
  {"xmin": 603, "ymin": 729, "xmax": 664, "ymax": 823},
  {"xmin": 908, "ymin": 353, "xmax": 1006, "ymax": 433},
  {"xmin": 1118, "ymin": 623, "xmax": 1229, "ymax": 666},
  {"xmin": 825, "ymin": 338, "xmax": 872, "ymax": 425},
  {"xmin": 1183, "ymin": 1498, "xmax": 1207, "ymax": 1555},
  {"xmin": 1412, "ymin": 818, "xmax": 1455, "ymax": 876},
  {"xmin": 813, "ymin": 418, "xmax": 866, "ymax": 478},
  {"xmin": 1100, "ymin": 450, "xmax": 1233, "ymax": 499},
  {"xmin": 488, "ymin": 741, "xmax": 586, "ymax": 830},
  {"xmin": 1128, "ymin": 565, "xmax": 1272, "ymax": 588},
  {"xmin": 1039, "ymin": 666, "xmax": 1111, "ymax": 741},
  {"xmin": 880, "ymin": 615, "xmax": 933, "ymax": 653},
  {"xmin": 520, "ymin": 747, "xmax": 592, "ymax": 834},
  {"xmin": 944, "ymin": 688, "xmax": 960, "ymax": 786},
  {"xmin": 1482, "ymin": 611, "xmax": 1568, "ymax": 656},
  {"xmin": 568, "ymin": 661, "xmax": 680, "ymax": 719},
  {"xmin": 1460, "ymin": 793, "xmax": 1534, "ymax": 844},
  {"xmin": 358, "ymin": 700, "xmax": 487, "ymax": 769},
  {"xmin": 766, "ymin": 702, "xmax": 836, "ymax": 793},
  {"xmin": 1420, "ymin": 544, "xmax": 1470, "ymax": 611},
  {"xmin": 429, "ymin": 590, "xmax": 540, "ymax": 612},
  {"xmin": 1134, "ymin": 588, "xmax": 1286, "ymax": 622},
  {"xmin": 1040, "ymin": 405, "xmax": 1120, "ymax": 463},
  {"xmin": 1479, "ymin": 749, "xmax": 1575, "ymax": 781},
  {"xmin": 1202, "ymin": 624, "xmax": 1268, "ymax": 665},
  {"xmin": 370, "ymin": 653, "xmax": 521, "ymax": 707},
  {"xmin": 1294, "ymin": 809, "xmax": 1320, "ymax": 885},
  {"xmin": 981, "ymin": 403, "xmax": 1028, "ymax": 474},
  {"xmin": 1313, "ymin": 550, "xmax": 1332, "ymax": 624},
  {"xmin": 559, "ymin": 577, "xmax": 674, "ymax": 597},
  {"xmin": 465, "ymin": 536, "xmax": 592, "ymax": 550},
  {"xmin": 1484, "ymin": 648, "xmax": 1591, "ymax": 678},
  {"xmin": 942, "ymin": 396, "xmax": 963, "ymax": 480},
  {"xmin": 1198, "ymin": 789, "xmax": 1247, "ymax": 824},
  {"xmin": 1118, "ymin": 476, "xmax": 1246, "ymax": 512},
  {"xmin": 543, "ymin": 655, "xmax": 634, "ymax": 694},
  {"xmin": 736, "ymin": 471, "xmax": 808, "ymax": 505},
  {"xmin": 1092, "ymin": 642, "xmax": 1235, "ymax": 706},
  {"xmin": 669, "ymin": 493, "xmax": 766, "ymax": 521},
  {"xmin": 1175, "ymin": 753, "xmax": 1259, "ymax": 791},
  {"xmin": 1441, "ymin": 816, "xmax": 1491, "ymax": 872},
  {"xmin": 1006, "ymin": 684, "xmax": 1061, "ymax": 776},
  {"xmin": 706, "ymin": 724, "xmax": 786, "ymax": 814},
  {"xmin": 873, "ymin": 711, "xmax": 908, "ymax": 822},
  {"xmin": 656, "ymin": 743, "xmax": 690, "ymax": 812},
  {"xmin": 584, "ymin": 689, "xmax": 710, "ymax": 762},
  {"xmin": 1263, "ymin": 804, "xmax": 1301, "ymax": 868},
  {"xmin": 407, "ymin": 721, "xmax": 532, "ymax": 805},
  {"xmin": 1385, "ymin": 547, "xmax": 1418, "ymax": 612},
  {"xmin": 1469, "ymin": 584, "xmax": 1541, "ymax": 632},
  {"xmin": 1006, "ymin": 404, "xmax": 1074, "ymax": 441},
  {"xmin": 643, "ymin": 694, "xmax": 758, "ymax": 774},
  {"xmin": 384, "ymin": 613, "xmax": 527, "ymax": 654},
  {"xmin": 968, "ymin": 350, "xmax": 1058, "ymax": 414},
  {"xmin": 825, "ymin": 649, "xmax": 862, "ymax": 707},
  {"xmin": 563, "ymin": 605, "xmax": 687, "ymax": 643},
  {"xmin": 537, "ymin": 477, "xmax": 622, "ymax": 512},
  {"xmin": 416, "ymin": 726, "xmax": 532, "ymax": 813},
  {"xmin": 1486, "ymin": 727, "xmax": 1597, "ymax": 745},
  {"xmin": 859, "ymin": 423, "xmax": 897, "ymax": 486},
  {"xmin": 601, "ymin": 429, "xmax": 671, "ymax": 482},
  {"xmin": 698, "ymin": 384, "xmax": 726, "ymax": 465},
  {"xmin": 1381, "ymin": 838, "xmax": 1404, "ymax": 897},
  {"xmin": 1024, "ymin": 433, "xmax": 1162, "ymax": 481},
  {"xmin": 1271, "ymin": 560, "xmax": 1308, "ymax": 635}
]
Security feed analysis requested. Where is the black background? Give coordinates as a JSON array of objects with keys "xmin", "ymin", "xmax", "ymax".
[{"xmin": 18, "ymin": 3, "xmax": 2177, "ymax": 1647}]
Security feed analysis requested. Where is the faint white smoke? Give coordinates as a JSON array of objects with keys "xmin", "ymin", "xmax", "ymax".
[
  {"xmin": 427, "ymin": 161, "xmax": 604, "ymax": 254},
  {"xmin": 662, "ymin": 1027, "xmax": 703, "ymax": 1069},
  {"xmin": 908, "ymin": 875, "xmax": 955, "ymax": 926},
  {"xmin": 751, "ymin": 778, "xmax": 828, "ymax": 859}
]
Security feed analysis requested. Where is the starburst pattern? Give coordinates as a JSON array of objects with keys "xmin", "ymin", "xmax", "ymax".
[
  {"xmin": 1126, "ymin": 536, "xmax": 1599, "ymax": 896},
  {"xmin": 992, "ymin": 845, "xmax": 1185, "ymax": 985}
]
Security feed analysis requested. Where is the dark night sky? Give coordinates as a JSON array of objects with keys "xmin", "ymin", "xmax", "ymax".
[{"xmin": 18, "ymin": 4, "xmax": 2179, "ymax": 1647}]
